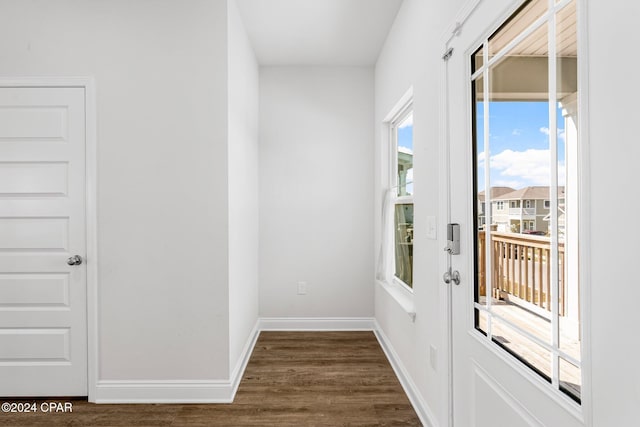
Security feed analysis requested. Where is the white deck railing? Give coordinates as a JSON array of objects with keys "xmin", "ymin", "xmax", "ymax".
[{"xmin": 508, "ymin": 207, "xmax": 536, "ymax": 216}]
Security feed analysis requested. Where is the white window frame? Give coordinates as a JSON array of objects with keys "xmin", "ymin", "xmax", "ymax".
[{"xmin": 389, "ymin": 100, "xmax": 414, "ymax": 291}]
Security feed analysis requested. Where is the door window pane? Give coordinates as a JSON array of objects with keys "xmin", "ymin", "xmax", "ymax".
[
  {"xmin": 476, "ymin": 308, "xmax": 489, "ymax": 336},
  {"xmin": 491, "ymin": 317, "xmax": 552, "ymax": 381},
  {"xmin": 472, "ymin": 0, "xmax": 581, "ymax": 402},
  {"xmin": 472, "ymin": 45, "xmax": 484, "ymax": 74},
  {"xmin": 560, "ymin": 358, "xmax": 581, "ymax": 402},
  {"xmin": 489, "ymin": 0, "xmax": 548, "ymax": 58},
  {"xmin": 474, "ymin": 75, "xmax": 487, "ymax": 306},
  {"xmin": 556, "ymin": 1, "xmax": 580, "ymax": 402}
]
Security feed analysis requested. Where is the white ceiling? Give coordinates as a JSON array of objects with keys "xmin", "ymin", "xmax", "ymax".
[
  {"xmin": 235, "ymin": 0, "xmax": 404, "ymax": 66},
  {"xmin": 490, "ymin": 0, "xmax": 577, "ymax": 57}
]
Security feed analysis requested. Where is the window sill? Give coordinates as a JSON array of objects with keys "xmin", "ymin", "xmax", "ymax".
[{"xmin": 376, "ymin": 280, "xmax": 416, "ymax": 322}]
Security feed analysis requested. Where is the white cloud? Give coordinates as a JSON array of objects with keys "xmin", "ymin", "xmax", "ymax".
[
  {"xmin": 398, "ymin": 114, "xmax": 413, "ymax": 129},
  {"xmin": 490, "ymin": 148, "xmax": 565, "ymax": 187},
  {"xmin": 477, "ymin": 151, "xmax": 485, "ymax": 164},
  {"xmin": 512, "ymin": 129, "xmax": 521, "ymax": 136},
  {"xmin": 540, "ymin": 126, "xmax": 566, "ymax": 141},
  {"xmin": 493, "ymin": 179, "xmax": 526, "ymax": 188}
]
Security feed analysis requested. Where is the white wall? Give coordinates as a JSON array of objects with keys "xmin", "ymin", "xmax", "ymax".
[
  {"xmin": 259, "ymin": 67, "xmax": 374, "ymax": 318},
  {"xmin": 586, "ymin": 0, "xmax": 640, "ymax": 425},
  {"xmin": 0, "ymin": 0, "xmax": 231, "ymax": 381},
  {"xmin": 227, "ymin": 0, "xmax": 260, "ymax": 372},
  {"xmin": 374, "ymin": 1, "xmax": 463, "ymax": 425}
]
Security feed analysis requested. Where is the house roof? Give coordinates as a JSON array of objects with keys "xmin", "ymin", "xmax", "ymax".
[
  {"xmin": 494, "ymin": 186, "xmax": 565, "ymax": 201},
  {"xmin": 478, "ymin": 187, "xmax": 516, "ymax": 202}
]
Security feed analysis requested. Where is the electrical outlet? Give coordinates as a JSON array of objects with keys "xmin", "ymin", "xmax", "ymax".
[{"xmin": 297, "ymin": 281, "xmax": 307, "ymax": 295}]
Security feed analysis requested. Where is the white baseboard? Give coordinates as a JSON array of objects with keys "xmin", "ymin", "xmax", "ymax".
[
  {"xmin": 373, "ymin": 321, "xmax": 438, "ymax": 427},
  {"xmin": 94, "ymin": 380, "xmax": 236, "ymax": 404},
  {"xmin": 229, "ymin": 320, "xmax": 260, "ymax": 398},
  {"xmin": 259, "ymin": 316, "xmax": 377, "ymax": 331},
  {"xmin": 93, "ymin": 320, "xmax": 261, "ymax": 404}
]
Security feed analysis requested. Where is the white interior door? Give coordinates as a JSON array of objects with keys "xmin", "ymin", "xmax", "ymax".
[
  {"xmin": 445, "ymin": 0, "xmax": 586, "ymax": 426},
  {"xmin": 0, "ymin": 86, "xmax": 87, "ymax": 396}
]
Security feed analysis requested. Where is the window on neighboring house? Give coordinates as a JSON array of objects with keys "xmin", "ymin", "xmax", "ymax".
[
  {"xmin": 544, "ymin": 200, "xmax": 551, "ymax": 209},
  {"xmin": 390, "ymin": 103, "xmax": 414, "ymax": 289},
  {"xmin": 497, "ymin": 201, "xmax": 504, "ymax": 210},
  {"xmin": 511, "ymin": 200, "xmax": 520, "ymax": 208},
  {"xmin": 525, "ymin": 200, "xmax": 532, "ymax": 209}
]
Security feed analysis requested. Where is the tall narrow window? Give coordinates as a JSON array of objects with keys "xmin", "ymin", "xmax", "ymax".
[
  {"xmin": 472, "ymin": 0, "xmax": 581, "ymax": 403},
  {"xmin": 391, "ymin": 105, "xmax": 414, "ymax": 288}
]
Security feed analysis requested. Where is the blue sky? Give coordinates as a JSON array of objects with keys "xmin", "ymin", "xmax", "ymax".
[
  {"xmin": 398, "ymin": 114, "xmax": 414, "ymax": 194},
  {"xmin": 476, "ymin": 101, "xmax": 566, "ymax": 191},
  {"xmin": 398, "ymin": 120, "xmax": 413, "ymax": 152}
]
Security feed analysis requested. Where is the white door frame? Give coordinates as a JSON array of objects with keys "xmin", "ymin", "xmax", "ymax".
[
  {"xmin": 0, "ymin": 77, "xmax": 99, "ymax": 401},
  {"xmin": 437, "ymin": 0, "xmax": 593, "ymax": 425}
]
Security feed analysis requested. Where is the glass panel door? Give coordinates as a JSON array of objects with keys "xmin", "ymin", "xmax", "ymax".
[
  {"xmin": 472, "ymin": 0, "xmax": 581, "ymax": 403},
  {"xmin": 446, "ymin": 0, "xmax": 586, "ymax": 425}
]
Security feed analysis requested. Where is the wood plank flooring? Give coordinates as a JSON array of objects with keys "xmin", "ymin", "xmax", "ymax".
[{"xmin": 0, "ymin": 331, "xmax": 421, "ymax": 426}]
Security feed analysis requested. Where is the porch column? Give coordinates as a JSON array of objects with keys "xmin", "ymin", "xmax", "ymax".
[
  {"xmin": 560, "ymin": 93, "xmax": 579, "ymax": 332},
  {"xmin": 519, "ymin": 201, "xmax": 524, "ymax": 233}
]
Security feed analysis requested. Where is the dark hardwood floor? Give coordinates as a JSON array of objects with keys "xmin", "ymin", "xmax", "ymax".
[{"xmin": 0, "ymin": 331, "xmax": 421, "ymax": 426}]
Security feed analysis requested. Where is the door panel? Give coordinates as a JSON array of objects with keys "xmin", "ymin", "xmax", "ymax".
[
  {"xmin": 0, "ymin": 162, "xmax": 69, "ymax": 195},
  {"xmin": 0, "ymin": 87, "xmax": 87, "ymax": 396},
  {"xmin": 445, "ymin": 0, "xmax": 585, "ymax": 425},
  {"xmin": 0, "ymin": 106, "xmax": 68, "ymax": 140},
  {"xmin": 0, "ymin": 273, "xmax": 70, "ymax": 308},
  {"xmin": 474, "ymin": 366, "xmax": 541, "ymax": 427}
]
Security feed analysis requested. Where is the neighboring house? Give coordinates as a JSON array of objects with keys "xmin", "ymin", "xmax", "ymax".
[
  {"xmin": 477, "ymin": 186, "xmax": 515, "ymax": 229},
  {"xmin": 491, "ymin": 186, "xmax": 565, "ymax": 234}
]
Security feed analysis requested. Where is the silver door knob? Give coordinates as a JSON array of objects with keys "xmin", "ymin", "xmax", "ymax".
[
  {"xmin": 67, "ymin": 255, "xmax": 83, "ymax": 266},
  {"xmin": 443, "ymin": 269, "xmax": 461, "ymax": 285}
]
